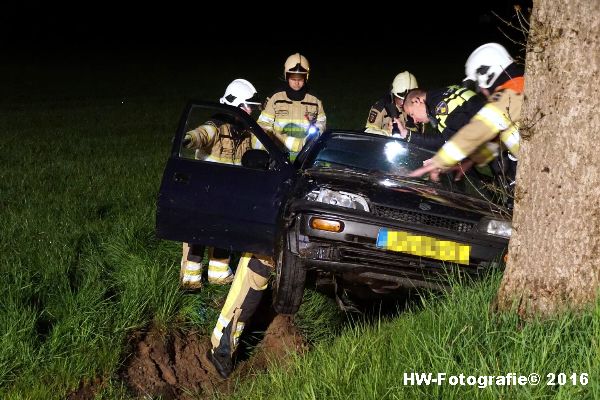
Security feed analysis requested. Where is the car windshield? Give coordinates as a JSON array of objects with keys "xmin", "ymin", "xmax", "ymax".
[{"xmin": 306, "ymin": 132, "xmax": 490, "ymax": 197}]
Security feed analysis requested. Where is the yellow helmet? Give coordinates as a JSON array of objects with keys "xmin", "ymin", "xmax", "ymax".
[
  {"xmin": 391, "ymin": 71, "xmax": 418, "ymax": 99},
  {"xmin": 284, "ymin": 53, "xmax": 310, "ymax": 81}
]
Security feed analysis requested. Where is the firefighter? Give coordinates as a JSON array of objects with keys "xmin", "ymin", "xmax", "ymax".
[
  {"xmin": 180, "ymin": 79, "xmax": 261, "ymax": 290},
  {"xmin": 208, "ymin": 253, "xmax": 273, "ymax": 378},
  {"xmin": 258, "ymin": 53, "xmax": 326, "ymax": 157},
  {"xmin": 364, "ymin": 71, "xmax": 419, "ymax": 136},
  {"xmin": 408, "ymin": 43, "xmax": 523, "ymax": 183},
  {"xmin": 402, "ymin": 85, "xmax": 485, "ymax": 150}
]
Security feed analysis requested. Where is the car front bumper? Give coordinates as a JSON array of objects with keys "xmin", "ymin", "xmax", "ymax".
[{"xmin": 286, "ymin": 210, "xmax": 507, "ymax": 290}]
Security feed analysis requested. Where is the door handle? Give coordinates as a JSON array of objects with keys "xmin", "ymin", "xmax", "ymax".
[{"xmin": 173, "ymin": 172, "xmax": 189, "ymax": 183}]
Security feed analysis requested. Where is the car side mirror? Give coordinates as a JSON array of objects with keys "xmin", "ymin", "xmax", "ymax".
[{"xmin": 241, "ymin": 149, "xmax": 270, "ymax": 170}]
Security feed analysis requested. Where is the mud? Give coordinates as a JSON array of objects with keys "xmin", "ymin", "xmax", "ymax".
[{"xmin": 118, "ymin": 314, "xmax": 306, "ymax": 399}]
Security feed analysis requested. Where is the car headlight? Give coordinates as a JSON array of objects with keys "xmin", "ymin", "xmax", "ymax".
[
  {"xmin": 305, "ymin": 188, "xmax": 370, "ymax": 212},
  {"xmin": 481, "ymin": 219, "xmax": 512, "ymax": 238}
]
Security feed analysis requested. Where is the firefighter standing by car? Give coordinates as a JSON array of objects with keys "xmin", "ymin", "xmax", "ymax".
[
  {"xmin": 408, "ymin": 43, "xmax": 523, "ymax": 185},
  {"xmin": 207, "ymin": 53, "xmax": 325, "ymax": 378},
  {"xmin": 179, "ymin": 78, "xmax": 261, "ymax": 290},
  {"xmin": 257, "ymin": 53, "xmax": 326, "ymax": 157},
  {"xmin": 402, "ymin": 85, "xmax": 485, "ymax": 150},
  {"xmin": 364, "ymin": 71, "xmax": 420, "ymax": 137}
]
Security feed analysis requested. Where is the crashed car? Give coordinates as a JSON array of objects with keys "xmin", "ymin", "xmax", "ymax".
[{"xmin": 156, "ymin": 102, "xmax": 511, "ymax": 314}]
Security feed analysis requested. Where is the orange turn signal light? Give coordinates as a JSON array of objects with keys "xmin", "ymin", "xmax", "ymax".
[{"xmin": 310, "ymin": 218, "xmax": 344, "ymax": 232}]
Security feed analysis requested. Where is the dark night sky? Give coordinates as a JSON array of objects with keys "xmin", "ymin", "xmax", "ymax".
[
  {"xmin": 0, "ymin": 1, "xmax": 532, "ymax": 98},
  {"xmin": 2, "ymin": 2, "xmax": 530, "ymax": 58}
]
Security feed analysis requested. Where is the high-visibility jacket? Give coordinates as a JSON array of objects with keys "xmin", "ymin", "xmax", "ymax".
[
  {"xmin": 407, "ymin": 86, "xmax": 484, "ymax": 150},
  {"xmin": 258, "ymin": 90, "xmax": 326, "ymax": 154},
  {"xmin": 364, "ymin": 96, "xmax": 417, "ymax": 136},
  {"xmin": 185, "ymin": 118, "xmax": 253, "ymax": 165},
  {"xmin": 433, "ymin": 77, "xmax": 524, "ymax": 168}
]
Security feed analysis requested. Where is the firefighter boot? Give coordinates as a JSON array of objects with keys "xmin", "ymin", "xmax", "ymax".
[
  {"xmin": 207, "ymin": 247, "xmax": 234, "ymax": 285},
  {"xmin": 180, "ymin": 243, "xmax": 204, "ymax": 290},
  {"xmin": 208, "ymin": 321, "xmax": 235, "ymax": 378}
]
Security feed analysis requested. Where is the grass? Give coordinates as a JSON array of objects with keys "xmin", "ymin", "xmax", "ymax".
[
  {"xmin": 229, "ymin": 273, "xmax": 600, "ymax": 399},
  {"xmin": 0, "ymin": 55, "xmax": 597, "ymax": 399}
]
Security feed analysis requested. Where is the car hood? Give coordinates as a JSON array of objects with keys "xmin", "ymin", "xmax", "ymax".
[{"xmin": 300, "ymin": 167, "xmax": 505, "ymax": 220}]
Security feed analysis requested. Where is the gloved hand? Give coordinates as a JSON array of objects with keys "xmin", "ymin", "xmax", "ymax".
[{"xmin": 182, "ymin": 134, "xmax": 193, "ymax": 148}]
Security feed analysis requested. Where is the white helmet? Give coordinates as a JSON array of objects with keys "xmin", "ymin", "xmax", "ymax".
[
  {"xmin": 284, "ymin": 53, "xmax": 310, "ymax": 80},
  {"xmin": 219, "ymin": 78, "xmax": 260, "ymax": 107},
  {"xmin": 391, "ymin": 71, "xmax": 418, "ymax": 98},
  {"xmin": 464, "ymin": 43, "xmax": 513, "ymax": 89}
]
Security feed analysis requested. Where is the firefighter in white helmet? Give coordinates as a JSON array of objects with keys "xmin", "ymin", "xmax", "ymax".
[
  {"xmin": 408, "ymin": 43, "xmax": 523, "ymax": 185},
  {"xmin": 365, "ymin": 71, "xmax": 420, "ymax": 136},
  {"xmin": 257, "ymin": 53, "xmax": 326, "ymax": 158},
  {"xmin": 180, "ymin": 78, "xmax": 261, "ymax": 290}
]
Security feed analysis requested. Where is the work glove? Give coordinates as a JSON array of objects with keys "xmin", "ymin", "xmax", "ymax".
[{"xmin": 182, "ymin": 134, "xmax": 193, "ymax": 148}]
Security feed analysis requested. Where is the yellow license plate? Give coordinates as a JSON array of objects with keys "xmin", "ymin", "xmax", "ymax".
[{"xmin": 376, "ymin": 229, "xmax": 470, "ymax": 265}]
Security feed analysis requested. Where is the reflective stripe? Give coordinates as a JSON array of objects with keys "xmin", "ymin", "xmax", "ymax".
[
  {"xmin": 436, "ymin": 86, "xmax": 476, "ymax": 132},
  {"xmin": 232, "ymin": 322, "xmax": 245, "ymax": 347},
  {"xmin": 184, "ymin": 262, "xmax": 203, "ymax": 271},
  {"xmin": 273, "ymin": 120, "xmax": 310, "ymax": 133},
  {"xmin": 208, "ymin": 269, "xmax": 233, "ymax": 279},
  {"xmin": 182, "ymin": 274, "xmax": 202, "ymax": 282},
  {"xmin": 474, "ymin": 105, "xmax": 510, "ymax": 131},
  {"xmin": 204, "ymin": 124, "xmax": 218, "ymax": 140},
  {"xmin": 438, "ymin": 141, "xmax": 467, "ymax": 165},
  {"xmin": 500, "ymin": 126, "xmax": 520, "ymax": 155},
  {"xmin": 208, "ymin": 260, "xmax": 229, "ymax": 269},
  {"xmin": 200, "ymin": 155, "xmax": 242, "ymax": 165},
  {"xmin": 212, "ymin": 327, "xmax": 223, "ymax": 341},
  {"xmin": 258, "ymin": 113, "xmax": 275, "ymax": 124}
]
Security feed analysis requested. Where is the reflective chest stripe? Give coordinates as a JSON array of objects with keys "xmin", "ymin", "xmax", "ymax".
[
  {"xmin": 473, "ymin": 104, "xmax": 511, "ymax": 131},
  {"xmin": 436, "ymin": 87, "xmax": 476, "ymax": 131}
]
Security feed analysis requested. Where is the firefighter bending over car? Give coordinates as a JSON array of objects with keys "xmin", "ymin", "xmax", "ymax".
[
  {"xmin": 180, "ymin": 79, "xmax": 261, "ymax": 290},
  {"xmin": 258, "ymin": 53, "xmax": 326, "ymax": 158},
  {"xmin": 408, "ymin": 43, "xmax": 522, "ymax": 187}
]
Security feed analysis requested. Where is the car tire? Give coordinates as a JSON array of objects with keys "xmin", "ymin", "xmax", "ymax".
[{"xmin": 272, "ymin": 236, "xmax": 306, "ymax": 315}]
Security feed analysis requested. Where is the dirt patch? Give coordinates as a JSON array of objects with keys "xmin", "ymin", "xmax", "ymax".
[{"xmin": 120, "ymin": 314, "xmax": 307, "ymax": 399}]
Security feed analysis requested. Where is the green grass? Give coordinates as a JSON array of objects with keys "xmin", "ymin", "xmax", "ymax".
[
  {"xmin": 229, "ymin": 273, "xmax": 600, "ymax": 399},
  {"xmin": 0, "ymin": 86, "xmax": 226, "ymax": 397}
]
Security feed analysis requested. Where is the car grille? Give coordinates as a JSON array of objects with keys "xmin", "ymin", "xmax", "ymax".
[
  {"xmin": 372, "ymin": 205, "xmax": 474, "ymax": 232},
  {"xmin": 337, "ymin": 246, "xmax": 483, "ymax": 278}
]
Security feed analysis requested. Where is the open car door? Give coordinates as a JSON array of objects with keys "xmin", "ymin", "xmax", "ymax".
[{"xmin": 156, "ymin": 101, "xmax": 293, "ymax": 255}]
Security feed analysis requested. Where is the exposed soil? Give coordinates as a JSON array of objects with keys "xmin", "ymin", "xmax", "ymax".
[{"xmin": 116, "ymin": 314, "xmax": 306, "ymax": 400}]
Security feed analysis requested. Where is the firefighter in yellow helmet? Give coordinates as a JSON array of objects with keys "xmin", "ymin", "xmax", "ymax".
[
  {"xmin": 257, "ymin": 53, "xmax": 326, "ymax": 157},
  {"xmin": 365, "ymin": 71, "xmax": 419, "ymax": 136},
  {"xmin": 180, "ymin": 78, "xmax": 261, "ymax": 290},
  {"xmin": 408, "ymin": 43, "xmax": 523, "ymax": 183}
]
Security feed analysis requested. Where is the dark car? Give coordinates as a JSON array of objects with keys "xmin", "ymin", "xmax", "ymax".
[{"xmin": 156, "ymin": 102, "xmax": 511, "ymax": 314}]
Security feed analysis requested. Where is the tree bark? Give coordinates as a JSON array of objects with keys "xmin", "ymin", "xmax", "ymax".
[{"xmin": 495, "ymin": 0, "xmax": 600, "ymax": 317}]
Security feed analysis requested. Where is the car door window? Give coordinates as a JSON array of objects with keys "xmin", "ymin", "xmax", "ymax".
[{"xmin": 178, "ymin": 105, "xmax": 267, "ymax": 167}]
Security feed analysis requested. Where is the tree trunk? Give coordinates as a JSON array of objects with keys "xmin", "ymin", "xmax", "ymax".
[{"xmin": 495, "ymin": 0, "xmax": 600, "ymax": 318}]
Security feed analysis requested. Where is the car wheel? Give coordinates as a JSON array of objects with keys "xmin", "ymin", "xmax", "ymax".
[{"xmin": 272, "ymin": 236, "xmax": 306, "ymax": 315}]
